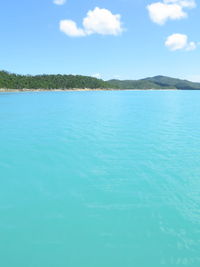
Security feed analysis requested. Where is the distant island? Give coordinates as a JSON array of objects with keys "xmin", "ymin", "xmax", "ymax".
[{"xmin": 1, "ymin": 70, "xmax": 200, "ymax": 91}]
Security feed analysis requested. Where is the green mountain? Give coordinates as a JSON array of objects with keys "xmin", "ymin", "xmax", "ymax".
[
  {"xmin": 1, "ymin": 71, "xmax": 200, "ymax": 90},
  {"xmin": 108, "ymin": 76, "xmax": 200, "ymax": 90}
]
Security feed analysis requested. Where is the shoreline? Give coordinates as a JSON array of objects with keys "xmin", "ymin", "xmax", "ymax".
[{"xmin": 0, "ymin": 88, "xmax": 178, "ymax": 93}]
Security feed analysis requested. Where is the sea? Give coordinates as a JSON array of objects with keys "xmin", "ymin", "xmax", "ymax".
[{"xmin": 0, "ymin": 90, "xmax": 200, "ymax": 267}]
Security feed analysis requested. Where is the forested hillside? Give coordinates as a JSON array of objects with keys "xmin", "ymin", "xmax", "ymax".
[
  {"xmin": 109, "ymin": 76, "xmax": 200, "ymax": 90},
  {"xmin": 144, "ymin": 76, "xmax": 200, "ymax": 90},
  {"xmin": 0, "ymin": 71, "xmax": 111, "ymax": 89},
  {"xmin": 1, "ymin": 71, "xmax": 200, "ymax": 90}
]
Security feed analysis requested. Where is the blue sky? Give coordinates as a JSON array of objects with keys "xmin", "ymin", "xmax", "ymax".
[{"xmin": 0, "ymin": 0, "xmax": 199, "ymax": 81}]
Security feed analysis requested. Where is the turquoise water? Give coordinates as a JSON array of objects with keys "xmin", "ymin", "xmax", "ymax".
[{"xmin": 0, "ymin": 90, "xmax": 200, "ymax": 267}]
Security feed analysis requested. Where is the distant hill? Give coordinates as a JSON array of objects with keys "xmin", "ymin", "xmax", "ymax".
[
  {"xmin": 108, "ymin": 76, "xmax": 200, "ymax": 90},
  {"xmin": 1, "ymin": 71, "xmax": 200, "ymax": 90}
]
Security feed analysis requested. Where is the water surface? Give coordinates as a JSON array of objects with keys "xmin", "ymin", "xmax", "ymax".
[{"xmin": 0, "ymin": 90, "xmax": 200, "ymax": 267}]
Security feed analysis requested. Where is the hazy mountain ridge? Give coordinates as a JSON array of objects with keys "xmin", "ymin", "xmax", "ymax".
[{"xmin": 109, "ymin": 75, "xmax": 200, "ymax": 90}]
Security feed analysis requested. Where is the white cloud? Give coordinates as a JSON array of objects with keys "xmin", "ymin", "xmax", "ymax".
[
  {"xmin": 53, "ymin": 0, "xmax": 66, "ymax": 5},
  {"xmin": 60, "ymin": 20, "xmax": 85, "ymax": 37},
  {"xmin": 164, "ymin": 0, "xmax": 196, "ymax": 8},
  {"xmin": 60, "ymin": 7, "xmax": 124, "ymax": 37},
  {"xmin": 92, "ymin": 73, "xmax": 102, "ymax": 79},
  {"xmin": 147, "ymin": 0, "xmax": 196, "ymax": 25},
  {"xmin": 83, "ymin": 7, "xmax": 123, "ymax": 36},
  {"xmin": 185, "ymin": 75, "xmax": 200, "ymax": 82},
  {"xmin": 165, "ymin": 33, "xmax": 197, "ymax": 51},
  {"xmin": 147, "ymin": 2, "xmax": 186, "ymax": 24}
]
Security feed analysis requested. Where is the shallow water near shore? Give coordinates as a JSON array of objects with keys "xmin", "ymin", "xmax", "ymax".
[{"xmin": 0, "ymin": 90, "xmax": 200, "ymax": 267}]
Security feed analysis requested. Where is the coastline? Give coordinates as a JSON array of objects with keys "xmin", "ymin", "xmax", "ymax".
[
  {"xmin": 0, "ymin": 88, "xmax": 114, "ymax": 93},
  {"xmin": 0, "ymin": 88, "xmax": 178, "ymax": 93}
]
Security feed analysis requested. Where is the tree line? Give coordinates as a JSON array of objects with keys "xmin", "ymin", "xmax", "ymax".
[{"xmin": 0, "ymin": 71, "xmax": 112, "ymax": 89}]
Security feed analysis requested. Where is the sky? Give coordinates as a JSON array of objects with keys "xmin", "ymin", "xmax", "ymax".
[{"xmin": 0, "ymin": 0, "xmax": 199, "ymax": 81}]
